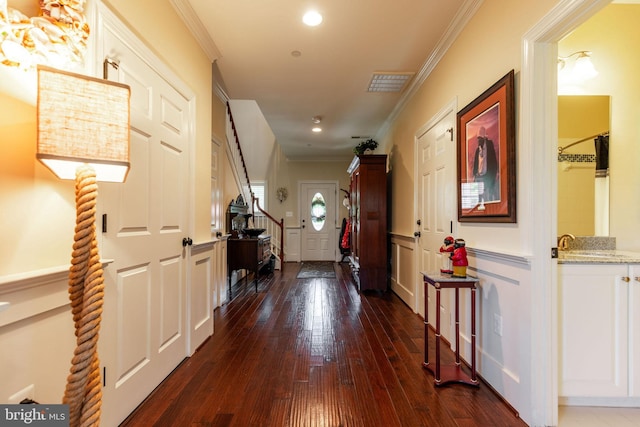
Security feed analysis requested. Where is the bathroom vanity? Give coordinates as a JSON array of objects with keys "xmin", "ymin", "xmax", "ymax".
[{"xmin": 558, "ymin": 250, "xmax": 640, "ymax": 406}]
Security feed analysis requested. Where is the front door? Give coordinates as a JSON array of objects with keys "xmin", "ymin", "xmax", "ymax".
[
  {"xmin": 416, "ymin": 101, "xmax": 457, "ymax": 340},
  {"xmin": 98, "ymin": 19, "xmax": 190, "ymax": 427},
  {"xmin": 300, "ymin": 182, "xmax": 337, "ymax": 261}
]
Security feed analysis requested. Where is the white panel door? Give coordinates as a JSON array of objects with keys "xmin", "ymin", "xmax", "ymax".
[
  {"xmin": 416, "ymin": 104, "xmax": 456, "ymax": 342},
  {"xmin": 300, "ymin": 182, "xmax": 336, "ymax": 261},
  {"xmin": 98, "ymin": 25, "xmax": 190, "ymax": 427}
]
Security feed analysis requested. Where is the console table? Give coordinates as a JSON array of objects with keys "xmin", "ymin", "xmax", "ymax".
[
  {"xmin": 227, "ymin": 235, "xmax": 271, "ymax": 298},
  {"xmin": 421, "ymin": 272, "xmax": 479, "ymax": 387}
]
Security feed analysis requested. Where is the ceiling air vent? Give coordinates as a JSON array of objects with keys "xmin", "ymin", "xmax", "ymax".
[{"xmin": 367, "ymin": 72, "xmax": 414, "ymax": 92}]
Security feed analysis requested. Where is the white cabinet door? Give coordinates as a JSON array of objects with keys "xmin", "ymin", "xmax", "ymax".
[
  {"xmin": 559, "ymin": 264, "xmax": 629, "ymax": 397},
  {"xmin": 629, "ymin": 264, "xmax": 640, "ymax": 397}
]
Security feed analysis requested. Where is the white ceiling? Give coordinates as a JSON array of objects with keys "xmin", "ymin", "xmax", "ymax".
[{"xmin": 174, "ymin": 0, "xmax": 472, "ymax": 161}]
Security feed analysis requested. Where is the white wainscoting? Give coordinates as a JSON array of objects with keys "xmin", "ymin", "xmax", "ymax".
[
  {"xmin": 189, "ymin": 241, "xmax": 215, "ymax": 355},
  {"xmin": 388, "ymin": 233, "xmax": 534, "ymax": 420},
  {"xmin": 214, "ymin": 236, "xmax": 228, "ymax": 307},
  {"xmin": 390, "ymin": 234, "xmax": 418, "ymax": 312},
  {"xmin": 0, "ymin": 265, "xmax": 96, "ymax": 404},
  {"xmin": 466, "ymin": 247, "xmax": 532, "ymax": 422},
  {"xmin": 285, "ymin": 227, "xmax": 300, "ymax": 263}
]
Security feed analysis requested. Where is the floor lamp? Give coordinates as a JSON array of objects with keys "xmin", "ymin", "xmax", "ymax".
[{"xmin": 36, "ymin": 65, "xmax": 130, "ymax": 427}]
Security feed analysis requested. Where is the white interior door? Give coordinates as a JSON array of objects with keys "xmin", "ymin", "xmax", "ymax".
[
  {"xmin": 98, "ymin": 22, "xmax": 190, "ymax": 427},
  {"xmin": 300, "ymin": 182, "xmax": 337, "ymax": 261},
  {"xmin": 416, "ymin": 102, "xmax": 457, "ymax": 341}
]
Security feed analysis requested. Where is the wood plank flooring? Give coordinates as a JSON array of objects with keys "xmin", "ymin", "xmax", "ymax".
[{"xmin": 120, "ymin": 262, "xmax": 527, "ymax": 427}]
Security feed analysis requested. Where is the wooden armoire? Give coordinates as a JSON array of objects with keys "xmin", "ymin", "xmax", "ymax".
[{"xmin": 347, "ymin": 154, "xmax": 388, "ymax": 291}]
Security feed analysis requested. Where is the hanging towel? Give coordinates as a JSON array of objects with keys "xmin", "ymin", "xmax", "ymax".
[{"xmin": 594, "ymin": 134, "xmax": 609, "ymax": 178}]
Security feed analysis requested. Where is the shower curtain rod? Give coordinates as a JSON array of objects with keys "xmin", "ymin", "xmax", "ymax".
[{"xmin": 558, "ymin": 131, "xmax": 609, "ymax": 154}]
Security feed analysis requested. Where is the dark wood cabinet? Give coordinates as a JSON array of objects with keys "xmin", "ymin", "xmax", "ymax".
[
  {"xmin": 348, "ymin": 154, "xmax": 388, "ymax": 291},
  {"xmin": 227, "ymin": 235, "xmax": 271, "ymax": 297}
]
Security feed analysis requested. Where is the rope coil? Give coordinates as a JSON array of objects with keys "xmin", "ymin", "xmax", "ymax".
[{"xmin": 63, "ymin": 164, "xmax": 103, "ymax": 427}]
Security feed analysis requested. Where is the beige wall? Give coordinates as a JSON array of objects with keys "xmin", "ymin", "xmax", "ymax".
[
  {"xmin": 558, "ymin": 4, "xmax": 640, "ymax": 250},
  {"xmin": 269, "ymin": 147, "xmax": 352, "ymax": 228},
  {"xmin": 0, "ymin": 95, "xmax": 77, "ymax": 276},
  {"xmin": 385, "ymin": 0, "xmax": 559, "ymax": 253}
]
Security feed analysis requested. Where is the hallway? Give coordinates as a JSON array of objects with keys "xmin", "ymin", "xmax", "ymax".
[{"xmin": 121, "ymin": 262, "xmax": 526, "ymax": 426}]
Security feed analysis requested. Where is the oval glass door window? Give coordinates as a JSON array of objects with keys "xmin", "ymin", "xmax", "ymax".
[{"xmin": 310, "ymin": 192, "xmax": 326, "ymax": 231}]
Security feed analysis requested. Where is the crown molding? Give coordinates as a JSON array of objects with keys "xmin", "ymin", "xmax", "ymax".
[
  {"xmin": 170, "ymin": 0, "xmax": 221, "ymax": 62},
  {"xmin": 377, "ymin": 0, "xmax": 484, "ymax": 141}
]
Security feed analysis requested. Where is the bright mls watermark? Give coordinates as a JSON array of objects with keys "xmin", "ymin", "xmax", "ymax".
[{"xmin": 0, "ymin": 405, "xmax": 68, "ymax": 426}]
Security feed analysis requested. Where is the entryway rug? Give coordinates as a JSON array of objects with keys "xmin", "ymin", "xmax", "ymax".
[{"xmin": 296, "ymin": 261, "xmax": 337, "ymax": 279}]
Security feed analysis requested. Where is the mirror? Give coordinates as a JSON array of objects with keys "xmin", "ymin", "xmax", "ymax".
[{"xmin": 557, "ymin": 95, "xmax": 610, "ymax": 236}]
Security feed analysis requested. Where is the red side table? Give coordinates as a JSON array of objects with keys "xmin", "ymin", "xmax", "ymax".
[{"xmin": 421, "ymin": 272, "xmax": 479, "ymax": 387}]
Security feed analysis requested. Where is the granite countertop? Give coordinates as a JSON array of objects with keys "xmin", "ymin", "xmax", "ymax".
[{"xmin": 558, "ymin": 250, "xmax": 640, "ymax": 264}]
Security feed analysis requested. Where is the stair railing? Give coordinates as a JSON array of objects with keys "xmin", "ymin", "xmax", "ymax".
[{"xmin": 226, "ymin": 102, "xmax": 285, "ymax": 267}]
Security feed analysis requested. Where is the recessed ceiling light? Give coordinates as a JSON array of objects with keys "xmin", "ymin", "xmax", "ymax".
[
  {"xmin": 303, "ymin": 10, "xmax": 323, "ymax": 26},
  {"xmin": 312, "ymin": 127, "xmax": 322, "ymax": 133},
  {"xmin": 291, "ymin": 50, "xmax": 302, "ymax": 57},
  {"xmin": 311, "ymin": 116, "xmax": 322, "ymax": 124}
]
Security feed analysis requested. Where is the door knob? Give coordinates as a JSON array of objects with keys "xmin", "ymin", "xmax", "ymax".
[
  {"xmin": 182, "ymin": 237, "xmax": 193, "ymax": 247},
  {"xmin": 414, "ymin": 231, "xmax": 421, "ymax": 237}
]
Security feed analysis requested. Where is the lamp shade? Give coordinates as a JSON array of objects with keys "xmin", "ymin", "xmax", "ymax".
[{"xmin": 37, "ymin": 65, "xmax": 131, "ymax": 182}]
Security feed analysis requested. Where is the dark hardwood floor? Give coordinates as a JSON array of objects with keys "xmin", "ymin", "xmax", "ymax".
[{"xmin": 120, "ymin": 262, "xmax": 527, "ymax": 427}]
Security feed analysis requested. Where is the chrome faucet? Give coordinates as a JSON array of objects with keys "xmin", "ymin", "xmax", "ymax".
[{"xmin": 558, "ymin": 233, "xmax": 575, "ymax": 251}]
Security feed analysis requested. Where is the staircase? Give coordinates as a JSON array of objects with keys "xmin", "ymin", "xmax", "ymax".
[{"xmin": 226, "ymin": 102, "xmax": 284, "ymax": 267}]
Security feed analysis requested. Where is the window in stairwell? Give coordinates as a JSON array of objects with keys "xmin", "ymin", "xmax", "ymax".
[{"xmin": 247, "ymin": 182, "xmax": 267, "ymax": 215}]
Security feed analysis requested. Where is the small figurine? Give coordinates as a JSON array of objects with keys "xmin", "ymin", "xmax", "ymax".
[
  {"xmin": 450, "ymin": 238, "xmax": 468, "ymax": 278},
  {"xmin": 439, "ymin": 236, "xmax": 454, "ymax": 274}
]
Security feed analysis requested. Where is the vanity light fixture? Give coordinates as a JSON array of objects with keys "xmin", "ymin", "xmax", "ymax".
[
  {"xmin": 303, "ymin": 10, "xmax": 323, "ymax": 26},
  {"xmin": 558, "ymin": 51, "xmax": 598, "ymax": 84}
]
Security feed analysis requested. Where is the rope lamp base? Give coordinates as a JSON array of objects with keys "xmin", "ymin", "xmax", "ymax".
[{"xmin": 62, "ymin": 164, "xmax": 104, "ymax": 427}]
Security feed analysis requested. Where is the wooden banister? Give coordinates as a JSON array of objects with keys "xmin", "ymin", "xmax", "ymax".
[
  {"xmin": 253, "ymin": 196, "xmax": 284, "ymax": 264},
  {"xmin": 226, "ymin": 102, "xmax": 285, "ymax": 268}
]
